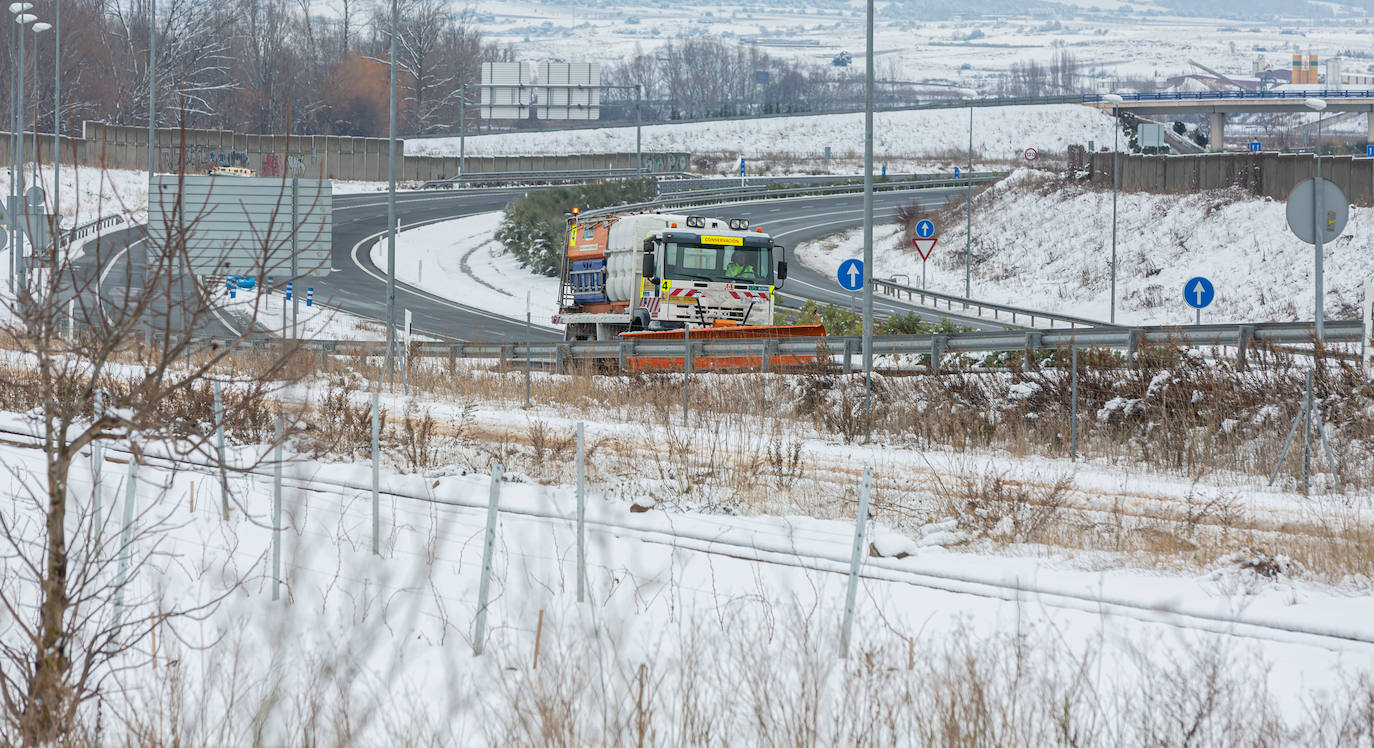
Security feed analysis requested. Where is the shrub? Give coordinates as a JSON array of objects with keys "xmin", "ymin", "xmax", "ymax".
[{"xmin": 494, "ymin": 179, "xmax": 658, "ymax": 276}]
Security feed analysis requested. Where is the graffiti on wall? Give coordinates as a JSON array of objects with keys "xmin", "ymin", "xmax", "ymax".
[
  {"xmin": 160, "ymin": 145, "xmax": 250, "ymax": 173},
  {"xmin": 639, "ymin": 153, "xmax": 690, "ymax": 173},
  {"xmin": 260, "ymin": 154, "xmax": 307, "ymax": 177}
]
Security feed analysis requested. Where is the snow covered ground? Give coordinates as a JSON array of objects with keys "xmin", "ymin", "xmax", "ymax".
[
  {"xmin": 215, "ymin": 284, "xmax": 394, "ymax": 341},
  {"xmin": 798, "ymin": 168, "xmax": 1374, "ymax": 326},
  {"xmin": 4, "ymin": 382, "xmax": 1374, "ymax": 742},
  {"xmin": 369, "ymin": 212, "xmax": 564, "ymax": 331},
  {"xmin": 408, "ymin": 104, "xmax": 1118, "ymax": 167}
]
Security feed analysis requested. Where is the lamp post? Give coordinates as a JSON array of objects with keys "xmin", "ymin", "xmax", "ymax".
[
  {"xmin": 147, "ymin": 0, "xmax": 155, "ymax": 183},
  {"xmin": 1306, "ymin": 97, "xmax": 1327, "ymax": 340},
  {"xmin": 30, "ymin": 21, "xmax": 49, "ymax": 188},
  {"xmin": 965, "ymin": 104, "xmax": 972, "ymax": 298},
  {"xmin": 382, "ymin": 0, "xmax": 398, "ymax": 387},
  {"xmin": 7, "ymin": 3, "xmax": 34, "ymax": 292},
  {"xmin": 861, "ymin": 0, "xmax": 874, "ymax": 442},
  {"xmin": 1102, "ymin": 93, "xmax": 1124, "ymax": 325},
  {"xmin": 11, "ymin": 7, "xmax": 36, "ymax": 295},
  {"xmin": 49, "ymin": 0, "xmax": 57, "ymax": 230}
]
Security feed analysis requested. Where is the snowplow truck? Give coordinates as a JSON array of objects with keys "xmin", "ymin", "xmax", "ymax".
[{"xmin": 554, "ymin": 211, "xmax": 825, "ymax": 370}]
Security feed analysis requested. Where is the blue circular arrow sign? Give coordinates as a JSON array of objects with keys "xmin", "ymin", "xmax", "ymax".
[
  {"xmin": 837, "ymin": 258, "xmax": 865, "ymax": 291},
  {"xmin": 1183, "ymin": 276, "xmax": 1214, "ymax": 309},
  {"xmin": 915, "ymin": 219, "xmax": 935, "ymax": 239}
]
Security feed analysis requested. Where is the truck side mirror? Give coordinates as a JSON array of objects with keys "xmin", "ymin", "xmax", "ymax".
[
  {"xmin": 775, "ymin": 244, "xmax": 788, "ymax": 286},
  {"xmin": 642, "ymin": 240, "xmax": 656, "ymax": 279}
]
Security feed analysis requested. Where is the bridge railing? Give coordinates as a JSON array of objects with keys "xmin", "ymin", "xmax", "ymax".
[{"xmin": 1082, "ymin": 89, "xmax": 1374, "ymax": 104}]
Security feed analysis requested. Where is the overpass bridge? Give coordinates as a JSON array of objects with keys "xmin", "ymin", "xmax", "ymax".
[{"xmin": 1082, "ymin": 88, "xmax": 1374, "ymax": 152}]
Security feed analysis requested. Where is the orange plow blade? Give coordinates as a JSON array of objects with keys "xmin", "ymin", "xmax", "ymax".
[{"xmin": 619, "ymin": 324, "xmax": 827, "ymax": 371}]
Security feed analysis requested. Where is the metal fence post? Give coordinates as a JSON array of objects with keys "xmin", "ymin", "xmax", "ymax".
[
  {"xmin": 273, "ymin": 414, "xmax": 283, "ymax": 601},
  {"xmin": 524, "ymin": 292, "xmax": 532, "ymax": 408},
  {"xmin": 114, "ymin": 454, "xmax": 138, "ymax": 610},
  {"xmin": 213, "ymin": 381, "xmax": 228, "ymax": 519},
  {"xmin": 841, "ymin": 466, "xmax": 873, "ymax": 658},
  {"xmin": 576, "ymin": 422, "xmax": 586, "ymax": 603},
  {"xmin": 92, "ymin": 390, "xmax": 103, "ymax": 534},
  {"xmin": 473, "ymin": 462, "xmax": 503, "ymax": 656},
  {"xmin": 1070, "ymin": 344, "xmax": 1079, "ymax": 460},
  {"xmin": 682, "ymin": 325, "xmax": 691, "ymax": 428},
  {"xmin": 372, "ymin": 392, "xmax": 381, "ymax": 556}
]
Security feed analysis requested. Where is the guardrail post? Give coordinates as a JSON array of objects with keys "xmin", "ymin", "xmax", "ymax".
[
  {"xmin": 1236, "ymin": 325, "xmax": 1254, "ymax": 371},
  {"xmin": 1126, "ymin": 329, "xmax": 1141, "ymax": 368},
  {"xmin": 930, "ymin": 335, "xmax": 946, "ymax": 373},
  {"xmin": 448, "ymin": 344, "xmax": 457, "ymax": 373},
  {"xmin": 473, "ymin": 463, "xmax": 503, "ymax": 656},
  {"xmin": 843, "ymin": 339, "xmax": 854, "ymax": 374},
  {"xmin": 617, "ymin": 341, "xmax": 628, "ymax": 372},
  {"xmin": 1024, "ymin": 332, "xmax": 1043, "ymax": 371}
]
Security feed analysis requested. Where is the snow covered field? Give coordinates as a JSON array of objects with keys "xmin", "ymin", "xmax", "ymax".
[
  {"xmin": 370, "ymin": 212, "xmax": 564, "ymax": 331},
  {"xmin": 409, "ymin": 104, "xmax": 1117, "ymax": 167},
  {"xmin": 799, "ymin": 168, "xmax": 1374, "ymax": 326},
  {"xmin": 4, "ymin": 371, "xmax": 1374, "ymax": 743}
]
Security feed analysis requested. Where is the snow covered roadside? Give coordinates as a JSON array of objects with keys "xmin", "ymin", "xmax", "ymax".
[
  {"xmin": 369, "ymin": 211, "xmax": 564, "ymax": 330},
  {"xmin": 407, "ymin": 104, "xmax": 1117, "ymax": 166},
  {"xmin": 798, "ymin": 168, "xmax": 1374, "ymax": 326},
  {"xmin": 3, "ymin": 389, "xmax": 1374, "ymax": 742},
  {"xmin": 215, "ymin": 285, "xmax": 392, "ymax": 340}
]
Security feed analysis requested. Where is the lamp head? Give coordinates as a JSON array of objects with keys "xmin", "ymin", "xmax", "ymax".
[
  {"xmin": 31, "ymin": 21, "xmax": 49, "ymax": 32},
  {"xmin": 7, "ymin": 3, "xmax": 32, "ymax": 13},
  {"xmin": 1101, "ymin": 93, "xmax": 1124, "ymax": 104},
  {"xmin": 1305, "ymin": 98, "xmax": 1327, "ymax": 112},
  {"xmin": 13, "ymin": 12, "xmax": 35, "ymax": 23}
]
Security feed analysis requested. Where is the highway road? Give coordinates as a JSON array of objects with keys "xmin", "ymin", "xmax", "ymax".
[{"xmin": 87, "ymin": 183, "xmax": 987, "ymax": 343}]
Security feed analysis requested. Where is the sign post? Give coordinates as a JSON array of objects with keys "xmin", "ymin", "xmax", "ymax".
[
  {"xmin": 1183, "ymin": 276, "xmax": 1214, "ymax": 325},
  {"xmin": 913, "ymin": 220, "xmax": 937, "ymax": 289},
  {"xmin": 1286, "ymin": 178, "xmax": 1349, "ymax": 340}
]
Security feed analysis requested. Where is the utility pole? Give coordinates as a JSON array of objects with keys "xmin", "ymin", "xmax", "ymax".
[
  {"xmin": 382, "ymin": 0, "xmax": 399, "ymax": 386},
  {"xmin": 861, "ymin": 0, "xmax": 874, "ymax": 439}
]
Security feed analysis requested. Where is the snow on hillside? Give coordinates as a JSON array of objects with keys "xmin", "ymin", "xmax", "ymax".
[
  {"xmin": 799, "ymin": 168, "xmax": 1374, "ymax": 326},
  {"xmin": 407, "ymin": 104, "xmax": 1117, "ymax": 165}
]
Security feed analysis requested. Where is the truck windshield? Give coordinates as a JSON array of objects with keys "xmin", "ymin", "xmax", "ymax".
[{"xmin": 664, "ymin": 242, "xmax": 772, "ymax": 284}]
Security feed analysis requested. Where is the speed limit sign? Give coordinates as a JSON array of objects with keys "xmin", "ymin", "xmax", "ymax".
[{"xmin": 1023, "ymin": 147, "xmax": 1038, "ymax": 161}]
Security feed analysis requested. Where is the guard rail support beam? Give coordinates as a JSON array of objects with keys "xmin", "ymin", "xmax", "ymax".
[
  {"xmin": 1126, "ymin": 329, "xmax": 1142, "ymax": 367},
  {"xmin": 843, "ymin": 339, "xmax": 855, "ymax": 374},
  {"xmin": 1024, "ymin": 332, "xmax": 1043, "ymax": 371},
  {"xmin": 1237, "ymin": 325, "xmax": 1255, "ymax": 371},
  {"xmin": 930, "ymin": 335, "xmax": 947, "ymax": 373}
]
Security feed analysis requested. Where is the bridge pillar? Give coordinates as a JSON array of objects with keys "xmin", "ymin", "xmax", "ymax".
[
  {"xmin": 1208, "ymin": 113, "xmax": 1226, "ymax": 152},
  {"xmin": 1368, "ymin": 112, "xmax": 1374, "ymax": 145}
]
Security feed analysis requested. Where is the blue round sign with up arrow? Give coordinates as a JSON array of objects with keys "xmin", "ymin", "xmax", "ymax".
[
  {"xmin": 1184, "ymin": 276, "xmax": 1214, "ymax": 309},
  {"xmin": 915, "ymin": 219, "xmax": 935, "ymax": 239},
  {"xmin": 837, "ymin": 259, "xmax": 864, "ymax": 291}
]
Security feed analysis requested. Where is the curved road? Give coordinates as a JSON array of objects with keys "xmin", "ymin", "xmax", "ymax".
[{"xmin": 88, "ymin": 184, "xmax": 984, "ymax": 342}]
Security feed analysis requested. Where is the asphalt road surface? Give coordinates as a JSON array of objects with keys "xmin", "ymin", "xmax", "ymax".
[{"xmin": 85, "ymin": 183, "xmax": 989, "ymax": 342}]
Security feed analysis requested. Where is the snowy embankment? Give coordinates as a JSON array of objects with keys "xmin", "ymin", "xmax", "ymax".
[
  {"xmin": 799, "ymin": 168, "xmax": 1374, "ymax": 326},
  {"xmin": 407, "ymin": 104, "xmax": 1117, "ymax": 168},
  {"xmin": 4, "ymin": 390, "xmax": 1374, "ymax": 742},
  {"xmin": 370, "ymin": 212, "xmax": 563, "ymax": 330}
]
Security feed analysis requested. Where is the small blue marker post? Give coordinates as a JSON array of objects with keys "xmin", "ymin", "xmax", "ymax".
[
  {"xmin": 285, "ymin": 280, "xmax": 293, "ymax": 301},
  {"xmin": 267, "ymin": 275, "xmax": 273, "ymax": 295},
  {"xmin": 306, "ymin": 287, "xmax": 314, "ymax": 307}
]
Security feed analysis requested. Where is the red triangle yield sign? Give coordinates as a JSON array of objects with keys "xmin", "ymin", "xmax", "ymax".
[{"xmin": 912, "ymin": 236, "xmax": 937, "ymax": 261}]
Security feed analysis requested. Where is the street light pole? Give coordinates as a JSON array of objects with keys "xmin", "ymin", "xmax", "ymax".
[
  {"xmin": 458, "ymin": 82, "xmax": 466, "ymax": 177},
  {"xmin": 7, "ymin": 3, "xmax": 33, "ymax": 294},
  {"xmin": 965, "ymin": 105, "xmax": 972, "ymax": 298},
  {"xmin": 1103, "ymin": 93, "xmax": 1124, "ymax": 325},
  {"xmin": 31, "ymin": 21, "xmax": 48, "ymax": 189},
  {"xmin": 862, "ymin": 0, "xmax": 874, "ymax": 438},
  {"xmin": 1306, "ymin": 97, "xmax": 1327, "ymax": 340},
  {"xmin": 147, "ymin": 0, "xmax": 154, "ymax": 183},
  {"xmin": 382, "ymin": 0, "xmax": 398, "ymax": 387},
  {"xmin": 14, "ymin": 9, "xmax": 33, "ymax": 293},
  {"xmin": 50, "ymin": 0, "xmax": 58, "ymax": 226},
  {"xmin": 635, "ymin": 84, "xmax": 642, "ymax": 177}
]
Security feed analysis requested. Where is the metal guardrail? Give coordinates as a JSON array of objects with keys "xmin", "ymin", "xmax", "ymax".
[
  {"xmin": 59, "ymin": 214, "xmax": 125, "ymax": 248},
  {"xmin": 578, "ymin": 173, "xmax": 1008, "ymax": 221},
  {"xmin": 1081, "ymin": 88, "xmax": 1374, "ymax": 104},
  {"xmin": 872, "ymin": 277, "xmax": 1111, "ymax": 331},
  {"xmin": 213, "ymin": 320, "xmax": 1362, "ymax": 370},
  {"xmin": 420, "ymin": 168, "xmax": 695, "ymax": 189}
]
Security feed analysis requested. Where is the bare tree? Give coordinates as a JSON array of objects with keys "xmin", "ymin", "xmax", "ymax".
[{"xmin": 0, "ymin": 117, "xmax": 320, "ymax": 743}]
